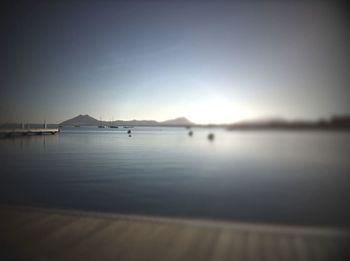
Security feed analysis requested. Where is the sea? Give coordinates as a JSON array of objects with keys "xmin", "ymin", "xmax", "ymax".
[{"xmin": 1, "ymin": 126, "xmax": 349, "ymax": 227}]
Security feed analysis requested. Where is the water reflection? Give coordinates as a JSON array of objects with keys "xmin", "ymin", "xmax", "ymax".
[
  {"xmin": 0, "ymin": 127, "xmax": 349, "ymax": 227},
  {"xmin": 1, "ymin": 134, "xmax": 59, "ymax": 152}
]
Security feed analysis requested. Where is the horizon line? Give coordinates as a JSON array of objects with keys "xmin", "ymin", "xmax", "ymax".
[{"xmin": 1, "ymin": 114, "xmax": 350, "ymax": 126}]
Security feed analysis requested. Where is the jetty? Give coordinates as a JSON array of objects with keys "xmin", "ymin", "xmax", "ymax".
[
  {"xmin": 0, "ymin": 128, "xmax": 59, "ymax": 137},
  {"xmin": 0, "ymin": 206, "xmax": 349, "ymax": 260}
]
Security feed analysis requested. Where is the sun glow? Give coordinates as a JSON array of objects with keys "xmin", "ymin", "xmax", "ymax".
[{"xmin": 186, "ymin": 96, "xmax": 252, "ymax": 125}]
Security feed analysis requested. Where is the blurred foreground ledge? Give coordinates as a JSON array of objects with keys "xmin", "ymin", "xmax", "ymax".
[{"xmin": 0, "ymin": 205, "xmax": 349, "ymax": 261}]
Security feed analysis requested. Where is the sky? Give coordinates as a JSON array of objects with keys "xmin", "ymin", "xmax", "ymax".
[{"xmin": 1, "ymin": 1, "xmax": 349, "ymax": 124}]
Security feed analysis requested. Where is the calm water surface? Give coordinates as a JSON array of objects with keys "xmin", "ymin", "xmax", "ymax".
[{"xmin": 1, "ymin": 127, "xmax": 349, "ymax": 227}]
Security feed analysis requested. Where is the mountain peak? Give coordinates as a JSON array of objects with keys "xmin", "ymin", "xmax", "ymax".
[
  {"xmin": 161, "ymin": 117, "xmax": 193, "ymax": 126},
  {"xmin": 60, "ymin": 114, "xmax": 100, "ymax": 125}
]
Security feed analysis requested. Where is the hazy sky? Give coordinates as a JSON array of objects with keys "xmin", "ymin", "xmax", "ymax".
[{"xmin": 1, "ymin": 1, "xmax": 349, "ymax": 124}]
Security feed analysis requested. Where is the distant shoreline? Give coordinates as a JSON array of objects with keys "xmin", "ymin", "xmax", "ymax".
[
  {"xmin": 1, "ymin": 115, "xmax": 350, "ymax": 131},
  {"xmin": 1, "ymin": 124, "xmax": 350, "ymax": 131}
]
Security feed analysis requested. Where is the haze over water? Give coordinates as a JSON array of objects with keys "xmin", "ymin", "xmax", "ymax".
[{"xmin": 1, "ymin": 127, "xmax": 349, "ymax": 227}]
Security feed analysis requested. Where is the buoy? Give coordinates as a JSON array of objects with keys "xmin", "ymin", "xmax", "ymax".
[
  {"xmin": 127, "ymin": 130, "xmax": 131, "ymax": 134},
  {"xmin": 207, "ymin": 133, "xmax": 214, "ymax": 141},
  {"xmin": 188, "ymin": 131, "xmax": 193, "ymax": 136}
]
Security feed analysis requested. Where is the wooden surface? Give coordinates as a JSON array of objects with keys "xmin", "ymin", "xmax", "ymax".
[{"xmin": 0, "ymin": 206, "xmax": 349, "ymax": 261}]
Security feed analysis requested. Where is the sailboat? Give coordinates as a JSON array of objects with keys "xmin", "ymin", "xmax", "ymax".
[
  {"xmin": 109, "ymin": 117, "xmax": 118, "ymax": 128},
  {"xmin": 98, "ymin": 117, "xmax": 107, "ymax": 128}
]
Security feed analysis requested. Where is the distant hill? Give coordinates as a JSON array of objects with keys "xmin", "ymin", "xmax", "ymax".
[
  {"xmin": 60, "ymin": 115, "xmax": 194, "ymax": 126},
  {"xmin": 112, "ymin": 120, "xmax": 159, "ymax": 126},
  {"xmin": 160, "ymin": 117, "xmax": 193, "ymax": 126},
  {"xmin": 228, "ymin": 115, "xmax": 350, "ymax": 130},
  {"xmin": 60, "ymin": 115, "xmax": 100, "ymax": 126}
]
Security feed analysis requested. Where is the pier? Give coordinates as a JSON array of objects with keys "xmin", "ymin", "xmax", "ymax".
[
  {"xmin": 0, "ymin": 128, "xmax": 59, "ymax": 137},
  {"xmin": 0, "ymin": 206, "xmax": 349, "ymax": 260}
]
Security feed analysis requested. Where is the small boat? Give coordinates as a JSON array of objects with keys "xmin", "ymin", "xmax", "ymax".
[
  {"xmin": 207, "ymin": 133, "xmax": 214, "ymax": 141},
  {"xmin": 109, "ymin": 126, "xmax": 119, "ymax": 128},
  {"xmin": 123, "ymin": 126, "xmax": 134, "ymax": 129}
]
